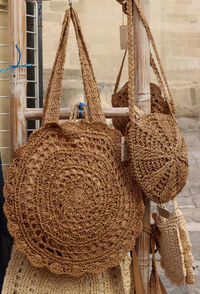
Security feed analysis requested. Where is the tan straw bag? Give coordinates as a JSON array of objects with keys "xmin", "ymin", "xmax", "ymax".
[
  {"xmin": 4, "ymin": 7, "xmax": 144, "ymax": 276},
  {"xmin": 125, "ymin": 0, "xmax": 188, "ymax": 203},
  {"xmin": 112, "ymin": 52, "xmax": 172, "ymax": 136},
  {"xmin": 156, "ymin": 199, "xmax": 194, "ymax": 286},
  {"xmin": 2, "ymin": 247, "xmax": 134, "ymax": 294}
]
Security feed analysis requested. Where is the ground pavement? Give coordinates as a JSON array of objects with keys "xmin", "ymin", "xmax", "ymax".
[{"xmin": 150, "ymin": 118, "xmax": 200, "ymax": 293}]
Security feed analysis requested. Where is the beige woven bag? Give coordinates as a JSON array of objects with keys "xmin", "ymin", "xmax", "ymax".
[
  {"xmin": 125, "ymin": 0, "xmax": 188, "ymax": 203},
  {"xmin": 4, "ymin": 7, "xmax": 144, "ymax": 276},
  {"xmin": 156, "ymin": 199, "xmax": 194, "ymax": 286},
  {"xmin": 2, "ymin": 247, "xmax": 134, "ymax": 294}
]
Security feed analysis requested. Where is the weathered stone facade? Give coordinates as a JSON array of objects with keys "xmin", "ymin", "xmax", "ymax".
[{"xmin": 43, "ymin": 0, "xmax": 200, "ymax": 117}]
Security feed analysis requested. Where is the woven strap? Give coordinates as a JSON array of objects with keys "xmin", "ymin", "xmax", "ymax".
[
  {"xmin": 113, "ymin": 49, "xmax": 127, "ymax": 94},
  {"xmin": 42, "ymin": 8, "xmax": 105, "ymax": 125},
  {"xmin": 157, "ymin": 198, "xmax": 179, "ymax": 219},
  {"xmin": 133, "ymin": 0, "xmax": 174, "ymax": 113},
  {"xmin": 132, "ymin": 249, "xmax": 146, "ymax": 294},
  {"xmin": 127, "ymin": 0, "xmax": 136, "ymax": 122}
]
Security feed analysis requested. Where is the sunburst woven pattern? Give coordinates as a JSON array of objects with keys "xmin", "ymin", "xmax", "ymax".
[
  {"xmin": 127, "ymin": 113, "xmax": 188, "ymax": 203},
  {"xmin": 4, "ymin": 120, "xmax": 144, "ymax": 276},
  {"xmin": 2, "ymin": 248, "xmax": 134, "ymax": 294}
]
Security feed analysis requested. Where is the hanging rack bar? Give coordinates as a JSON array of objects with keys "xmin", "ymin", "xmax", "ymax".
[{"xmin": 24, "ymin": 107, "xmax": 130, "ymax": 120}]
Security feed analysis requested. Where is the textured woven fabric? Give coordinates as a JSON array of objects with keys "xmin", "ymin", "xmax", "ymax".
[
  {"xmin": 150, "ymin": 83, "xmax": 170, "ymax": 115},
  {"xmin": 112, "ymin": 82, "xmax": 169, "ymax": 135},
  {"xmin": 125, "ymin": 0, "xmax": 188, "ymax": 203},
  {"xmin": 127, "ymin": 113, "xmax": 188, "ymax": 203},
  {"xmin": 157, "ymin": 201, "xmax": 194, "ymax": 286},
  {"xmin": 3, "ymin": 8, "xmax": 144, "ymax": 276},
  {"xmin": 2, "ymin": 247, "xmax": 134, "ymax": 294}
]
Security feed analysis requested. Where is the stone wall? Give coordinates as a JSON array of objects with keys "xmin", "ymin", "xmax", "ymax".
[{"xmin": 43, "ymin": 0, "xmax": 200, "ymax": 117}]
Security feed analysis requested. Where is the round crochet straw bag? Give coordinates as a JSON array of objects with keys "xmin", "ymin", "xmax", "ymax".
[
  {"xmin": 156, "ymin": 199, "xmax": 194, "ymax": 286},
  {"xmin": 2, "ymin": 247, "xmax": 134, "ymax": 294},
  {"xmin": 112, "ymin": 52, "xmax": 171, "ymax": 136},
  {"xmin": 125, "ymin": 0, "xmax": 188, "ymax": 203},
  {"xmin": 3, "ymin": 8, "xmax": 144, "ymax": 276}
]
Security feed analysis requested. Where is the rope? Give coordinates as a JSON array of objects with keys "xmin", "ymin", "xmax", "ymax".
[
  {"xmin": 133, "ymin": 0, "xmax": 175, "ymax": 112},
  {"xmin": 113, "ymin": 49, "xmax": 127, "ymax": 94},
  {"xmin": 127, "ymin": 0, "xmax": 135, "ymax": 122}
]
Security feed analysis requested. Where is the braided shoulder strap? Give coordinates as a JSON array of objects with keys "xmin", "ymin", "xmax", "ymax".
[{"xmin": 43, "ymin": 8, "xmax": 105, "ymax": 125}]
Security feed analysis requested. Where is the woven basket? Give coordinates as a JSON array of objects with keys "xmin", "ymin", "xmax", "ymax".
[
  {"xmin": 2, "ymin": 247, "xmax": 134, "ymax": 294},
  {"xmin": 156, "ymin": 200, "xmax": 194, "ymax": 286},
  {"xmin": 125, "ymin": 0, "xmax": 188, "ymax": 203},
  {"xmin": 3, "ymin": 8, "xmax": 144, "ymax": 276}
]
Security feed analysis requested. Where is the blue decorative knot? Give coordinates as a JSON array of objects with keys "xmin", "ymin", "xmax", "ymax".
[
  {"xmin": 78, "ymin": 102, "xmax": 87, "ymax": 118},
  {"xmin": 0, "ymin": 45, "xmax": 32, "ymax": 79}
]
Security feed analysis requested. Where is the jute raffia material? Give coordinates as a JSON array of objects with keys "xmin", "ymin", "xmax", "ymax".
[
  {"xmin": 156, "ymin": 200, "xmax": 194, "ymax": 286},
  {"xmin": 126, "ymin": 0, "xmax": 188, "ymax": 203},
  {"xmin": 149, "ymin": 237, "xmax": 167, "ymax": 294},
  {"xmin": 112, "ymin": 79, "xmax": 169, "ymax": 136},
  {"xmin": 3, "ymin": 8, "xmax": 144, "ymax": 276},
  {"xmin": 2, "ymin": 247, "xmax": 134, "ymax": 294}
]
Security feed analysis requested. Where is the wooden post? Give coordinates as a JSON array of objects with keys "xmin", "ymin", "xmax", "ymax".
[
  {"xmin": 133, "ymin": 0, "xmax": 151, "ymax": 293},
  {"xmin": 9, "ymin": 0, "xmax": 27, "ymax": 156}
]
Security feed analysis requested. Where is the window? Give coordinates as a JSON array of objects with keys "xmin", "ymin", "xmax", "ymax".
[{"xmin": 26, "ymin": 0, "xmax": 43, "ymax": 137}]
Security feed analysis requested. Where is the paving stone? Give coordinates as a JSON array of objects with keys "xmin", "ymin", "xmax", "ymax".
[
  {"xmin": 191, "ymin": 186, "xmax": 200, "ymax": 196},
  {"xmin": 193, "ymin": 196, "xmax": 200, "ymax": 208},
  {"xmin": 181, "ymin": 209, "xmax": 200, "ymax": 223},
  {"xmin": 189, "ymin": 232, "xmax": 200, "ymax": 260},
  {"xmin": 177, "ymin": 197, "xmax": 195, "ymax": 209}
]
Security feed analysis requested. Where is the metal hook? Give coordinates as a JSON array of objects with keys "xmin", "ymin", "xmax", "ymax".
[{"xmin": 68, "ymin": 0, "xmax": 72, "ymax": 8}]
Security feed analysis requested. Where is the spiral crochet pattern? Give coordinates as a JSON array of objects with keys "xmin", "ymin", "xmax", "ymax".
[
  {"xmin": 2, "ymin": 248, "xmax": 134, "ymax": 294},
  {"xmin": 3, "ymin": 8, "xmax": 144, "ymax": 276}
]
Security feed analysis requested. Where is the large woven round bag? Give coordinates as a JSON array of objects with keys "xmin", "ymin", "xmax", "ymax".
[
  {"xmin": 125, "ymin": 0, "xmax": 188, "ymax": 203},
  {"xmin": 3, "ymin": 8, "xmax": 144, "ymax": 276}
]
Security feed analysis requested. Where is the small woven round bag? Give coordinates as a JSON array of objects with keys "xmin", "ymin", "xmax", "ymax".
[
  {"xmin": 111, "ymin": 51, "xmax": 171, "ymax": 136},
  {"xmin": 126, "ymin": 0, "xmax": 188, "ymax": 203},
  {"xmin": 3, "ymin": 8, "xmax": 144, "ymax": 276}
]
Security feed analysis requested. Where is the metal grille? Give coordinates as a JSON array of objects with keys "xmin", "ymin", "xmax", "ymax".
[
  {"xmin": 0, "ymin": 7, "xmax": 10, "ymax": 175},
  {"xmin": 26, "ymin": 0, "xmax": 41, "ymax": 137}
]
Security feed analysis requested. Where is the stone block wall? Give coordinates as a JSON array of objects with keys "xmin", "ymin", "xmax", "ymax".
[{"xmin": 43, "ymin": 0, "xmax": 200, "ymax": 117}]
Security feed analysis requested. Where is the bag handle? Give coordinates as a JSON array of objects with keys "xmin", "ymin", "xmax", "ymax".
[
  {"xmin": 127, "ymin": 0, "xmax": 136, "ymax": 122},
  {"xmin": 113, "ymin": 49, "xmax": 127, "ymax": 94},
  {"xmin": 42, "ymin": 8, "xmax": 105, "ymax": 125},
  {"xmin": 133, "ymin": 0, "xmax": 175, "ymax": 113},
  {"xmin": 113, "ymin": 49, "xmax": 172, "ymax": 113},
  {"xmin": 126, "ymin": 0, "xmax": 175, "ymax": 121}
]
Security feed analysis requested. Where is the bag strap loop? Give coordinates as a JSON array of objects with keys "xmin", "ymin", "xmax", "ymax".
[
  {"xmin": 127, "ymin": 0, "xmax": 136, "ymax": 122},
  {"xmin": 133, "ymin": 0, "xmax": 175, "ymax": 113},
  {"xmin": 42, "ymin": 8, "xmax": 105, "ymax": 125}
]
